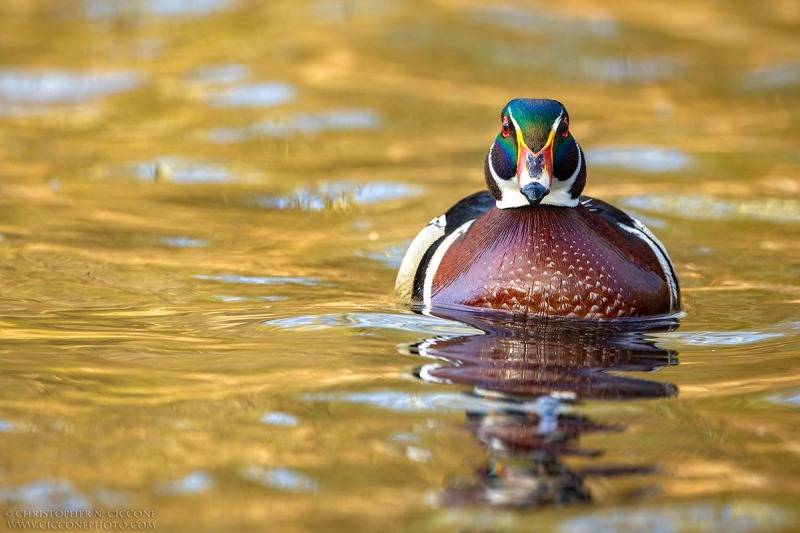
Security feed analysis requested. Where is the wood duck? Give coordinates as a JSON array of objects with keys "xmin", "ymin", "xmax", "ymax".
[{"xmin": 395, "ymin": 98, "xmax": 680, "ymax": 320}]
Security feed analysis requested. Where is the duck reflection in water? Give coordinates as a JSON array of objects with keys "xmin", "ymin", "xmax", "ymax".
[{"xmin": 405, "ymin": 308, "xmax": 679, "ymax": 507}]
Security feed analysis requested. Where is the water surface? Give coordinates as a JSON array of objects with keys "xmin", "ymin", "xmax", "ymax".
[{"xmin": 0, "ymin": 1, "xmax": 798, "ymax": 531}]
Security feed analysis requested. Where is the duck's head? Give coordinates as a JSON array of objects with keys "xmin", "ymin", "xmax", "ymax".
[{"xmin": 484, "ymin": 98, "xmax": 586, "ymax": 209}]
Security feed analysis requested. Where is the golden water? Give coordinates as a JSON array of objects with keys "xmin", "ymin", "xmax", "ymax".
[{"xmin": 0, "ymin": 0, "xmax": 799, "ymax": 531}]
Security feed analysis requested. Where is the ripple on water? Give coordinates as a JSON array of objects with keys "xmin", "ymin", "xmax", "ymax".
[
  {"xmin": 622, "ymin": 194, "xmax": 800, "ymax": 223},
  {"xmin": 356, "ymin": 244, "xmax": 408, "ymax": 269},
  {"xmin": 216, "ymin": 295, "xmax": 288, "ymax": 303},
  {"xmin": 123, "ymin": 157, "xmax": 232, "ymax": 184},
  {"xmin": 259, "ymin": 412, "xmax": 299, "ymax": 427},
  {"xmin": 200, "ymin": 276, "xmax": 312, "ymax": 304},
  {"xmin": 161, "ymin": 236, "xmax": 208, "ymax": 248},
  {"xmin": 670, "ymin": 330, "xmax": 785, "ymax": 347},
  {"xmin": 91, "ymin": 488, "xmax": 133, "ymax": 508},
  {"xmin": 575, "ymin": 57, "xmax": 685, "ymax": 83},
  {"xmin": 263, "ymin": 312, "xmax": 480, "ymax": 336},
  {"xmin": 239, "ymin": 466, "xmax": 318, "ymax": 493},
  {"xmin": 0, "ymin": 479, "xmax": 91, "ymax": 510},
  {"xmin": 207, "ymin": 82, "xmax": 295, "ymax": 108},
  {"xmin": 764, "ymin": 390, "xmax": 800, "ymax": 408},
  {"xmin": 587, "ymin": 146, "xmax": 692, "ymax": 172},
  {"xmin": 559, "ymin": 500, "xmax": 789, "ymax": 533},
  {"xmin": 185, "ymin": 63, "xmax": 248, "ymax": 85},
  {"xmin": 144, "ymin": 0, "xmax": 232, "ymax": 17},
  {"xmin": 473, "ymin": 5, "xmax": 617, "ymax": 38},
  {"xmin": 154, "ymin": 471, "xmax": 214, "ymax": 496},
  {"xmin": 306, "ymin": 391, "xmax": 565, "ymax": 416},
  {"xmin": 0, "ymin": 69, "xmax": 142, "ymax": 112},
  {"xmin": 739, "ymin": 62, "xmax": 800, "ymax": 91},
  {"xmin": 209, "ymin": 108, "xmax": 382, "ymax": 142},
  {"xmin": 197, "ymin": 274, "xmax": 326, "ymax": 286},
  {"xmin": 217, "ymin": 294, "xmax": 289, "ymax": 303},
  {"xmin": 84, "ymin": 0, "xmax": 233, "ymax": 19},
  {"xmin": 255, "ymin": 181, "xmax": 418, "ymax": 211}
]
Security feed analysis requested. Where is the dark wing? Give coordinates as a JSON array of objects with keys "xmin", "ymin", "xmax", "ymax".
[
  {"xmin": 443, "ymin": 190, "xmax": 496, "ymax": 233},
  {"xmin": 580, "ymin": 195, "xmax": 681, "ymax": 311},
  {"xmin": 580, "ymin": 195, "xmax": 639, "ymax": 230},
  {"xmin": 409, "ymin": 191, "xmax": 494, "ymax": 301}
]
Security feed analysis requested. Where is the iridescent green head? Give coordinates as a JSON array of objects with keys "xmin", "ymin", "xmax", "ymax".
[{"xmin": 484, "ymin": 98, "xmax": 586, "ymax": 208}]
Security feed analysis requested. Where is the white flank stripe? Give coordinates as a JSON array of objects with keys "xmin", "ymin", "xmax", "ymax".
[
  {"xmin": 395, "ymin": 215, "xmax": 446, "ymax": 301},
  {"xmin": 423, "ymin": 219, "xmax": 475, "ymax": 305},
  {"xmin": 618, "ymin": 221, "xmax": 679, "ymax": 311}
]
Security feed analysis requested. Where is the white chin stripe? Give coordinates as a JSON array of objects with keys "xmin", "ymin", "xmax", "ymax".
[
  {"xmin": 494, "ymin": 183, "xmax": 580, "ymax": 209},
  {"xmin": 496, "ymin": 191, "xmax": 532, "ymax": 209},
  {"xmin": 495, "ymin": 187, "xmax": 579, "ymax": 209},
  {"xmin": 538, "ymin": 189, "xmax": 580, "ymax": 207}
]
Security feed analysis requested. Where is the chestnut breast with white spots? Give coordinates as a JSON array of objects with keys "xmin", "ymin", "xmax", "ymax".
[{"xmin": 430, "ymin": 205, "xmax": 671, "ymax": 319}]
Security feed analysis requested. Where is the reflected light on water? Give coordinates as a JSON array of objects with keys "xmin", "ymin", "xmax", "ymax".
[
  {"xmin": 739, "ymin": 62, "xmax": 800, "ymax": 91},
  {"xmin": 472, "ymin": 5, "xmax": 618, "ymax": 38},
  {"xmin": 206, "ymin": 81, "xmax": 296, "ymax": 108},
  {"xmin": 259, "ymin": 412, "xmax": 300, "ymax": 427},
  {"xmin": 118, "ymin": 157, "xmax": 233, "ymax": 184},
  {"xmin": 587, "ymin": 146, "xmax": 692, "ymax": 173},
  {"xmin": 0, "ymin": 480, "xmax": 92, "ymax": 511},
  {"xmin": 559, "ymin": 500, "xmax": 790, "ymax": 533},
  {"xmin": 184, "ymin": 63, "xmax": 249, "ymax": 85},
  {"xmin": 154, "ymin": 472, "xmax": 214, "ymax": 496},
  {"xmin": 623, "ymin": 194, "xmax": 800, "ymax": 223},
  {"xmin": 401, "ymin": 309, "xmax": 680, "ymax": 507},
  {"xmin": 253, "ymin": 181, "xmax": 418, "ymax": 211},
  {"xmin": 0, "ymin": 0, "xmax": 798, "ymax": 529},
  {"xmin": 239, "ymin": 466, "xmax": 318, "ymax": 493},
  {"xmin": 209, "ymin": 108, "xmax": 382, "ymax": 142},
  {"xmin": 0, "ymin": 69, "xmax": 142, "ymax": 116},
  {"xmin": 83, "ymin": 0, "xmax": 234, "ymax": 19}
]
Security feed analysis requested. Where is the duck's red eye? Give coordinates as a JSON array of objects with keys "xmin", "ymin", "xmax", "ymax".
[
  {"xmin": 561, "ymin": 117, "xmax": 569, "ymax": 137},
  {"xmin": 501, "ymin": 116, "xmax": 510, "ymax": 138}
]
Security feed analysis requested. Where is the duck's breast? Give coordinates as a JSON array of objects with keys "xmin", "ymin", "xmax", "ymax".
[{"xmin": 429, "ymin": 205, "xmax": 671, "ymax": 319}]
